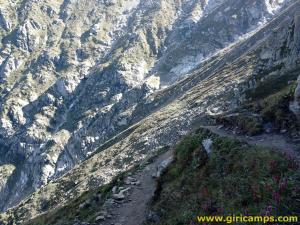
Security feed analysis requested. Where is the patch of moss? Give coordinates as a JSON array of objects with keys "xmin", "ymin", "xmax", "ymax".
[
  {"xmin": 246, "ymin": 68, "xmax": 298, "ymax": 101},
  {"xmin": 145, "ymin": 129, "xmax": 300, "ymax": 225},
  {"xmin": 260, "ymin": 85, "xmax": 295, "ymax": 119},
  {"xmin": 218, "ymin": 114, "xmax": 263, "ymax": 135},
  {"xmin": 218, "ymin": 80, "xmax": 298, "ymax": 135}
]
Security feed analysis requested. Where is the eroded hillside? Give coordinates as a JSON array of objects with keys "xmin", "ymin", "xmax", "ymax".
[{"xmin": 0, "ymin": 0, "xmax": 299, "ymax": 224}]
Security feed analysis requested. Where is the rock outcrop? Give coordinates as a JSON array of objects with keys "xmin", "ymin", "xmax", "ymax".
[{"xmin": 291, "ymin": 75, "xmax": 300, "ymax": 117}]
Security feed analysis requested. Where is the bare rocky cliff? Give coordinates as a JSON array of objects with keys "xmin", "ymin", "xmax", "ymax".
[{"xmin": 0, "ymin": 0, "xmax": 299, "ymax": 223}]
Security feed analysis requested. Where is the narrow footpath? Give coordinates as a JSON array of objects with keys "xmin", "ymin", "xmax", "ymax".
[{"xmin": 97, "ymin": 150, "xmax": 173, "ymax": 225}]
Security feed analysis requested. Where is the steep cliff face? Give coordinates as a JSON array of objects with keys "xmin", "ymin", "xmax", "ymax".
[
  {"xmin": 0, "ymin": 0, "xmax": 295, "ymax": 215},
  {"xmin": 291, "ymin": 14, "xmax": 300, "ymax": 115}
]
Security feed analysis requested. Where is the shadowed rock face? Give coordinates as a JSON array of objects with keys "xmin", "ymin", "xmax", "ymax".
[
  {"xmin": 0, "ymin": 0, "xmax": 295, "ymax": 214},
  {"xmin": 291, "ymin": 75, "xmax": 300, "ymax": 117},
  {"xmin": 291, "ymin": 14, "xmax": 300, "ymax": 116}
]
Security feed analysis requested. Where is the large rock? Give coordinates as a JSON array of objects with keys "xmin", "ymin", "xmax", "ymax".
[
  {"xmin": 0, "ymin": 56, "xmax": 23, "ymax": 81},
  {"xmin": 0, "ymin": 10, "xmax": 11, "ymax": 31},
  {"xmin": 290, "ymin": 75, "xmax": 300, "ymax": 117}
]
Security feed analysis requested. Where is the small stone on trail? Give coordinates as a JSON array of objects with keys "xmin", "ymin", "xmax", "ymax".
[{"xmin": 95, "ymin": 216, "xmax": 105, "ymax": 221}]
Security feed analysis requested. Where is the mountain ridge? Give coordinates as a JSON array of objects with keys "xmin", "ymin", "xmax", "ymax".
[{"xmin": 0, "ymin": 0, "xmax": 299, "ymax": 223}]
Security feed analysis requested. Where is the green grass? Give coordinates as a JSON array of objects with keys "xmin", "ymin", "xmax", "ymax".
[
  {"xmin": 24, "ymin": 183, "xmax": 113, "ymax": 225},
  {"xmin": 259, "ymin": 84, "xmax": 296, "ymax": 122},
  {"xmin": 248, "ymin": 82, "xmax": 299, "ymax": 133},
  {"xmin": 145, "ymin": 129, "xmax": 300, "ymax": 225},
  {"xmin": 245, "ymin": 67, "xmax": 296, "ymax": 101},
  {"xmin": 24, "ymin": 168, "xmax": 133, "ymax": 225},
  {"xmin": 218, "ymin": 81, "xmax": 298, "ymax": 135},
  {"xmin": 22, "ymin": 146, "xmax": 169, "ymax": 225}
]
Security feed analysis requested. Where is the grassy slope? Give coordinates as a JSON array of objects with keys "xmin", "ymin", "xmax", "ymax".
[
  {"xmin": 4, "ymin": 68, "xmax": 300, "ymax": 225},
  {"xmin": 145, "ymin": 129, "xmax": 300, "ymax": 225},
  {"xmin": 23, "ymin": 171, "xmax": 131, "ymax": 225},
  {"xmin": 5, "ymin": 130, "xmax": 300, "ymax": 225},
  {"xmin": 217, "ymin": 69, "xmax": 300, "ymax": 136},
  {"xmin": 19, "ymin": 148, "xmax": 168, "ymax": 225}
]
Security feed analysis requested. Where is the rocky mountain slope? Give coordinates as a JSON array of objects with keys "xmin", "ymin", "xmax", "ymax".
[{"xmin": 0, "ymin": 0, "xmax": 299, "ymax": 223}]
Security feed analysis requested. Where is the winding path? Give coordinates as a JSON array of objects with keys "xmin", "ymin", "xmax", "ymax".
[
  {"xmin": 204, "ymin": 126, "xmax": 300, "ymax": 163},
  {"xmin": 95, "ymin": 126, "xmax": 299, "ymax": 225},
  {"xmin": 99, "ymin": 150, "xmax": 173, "ymax": 225}
]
